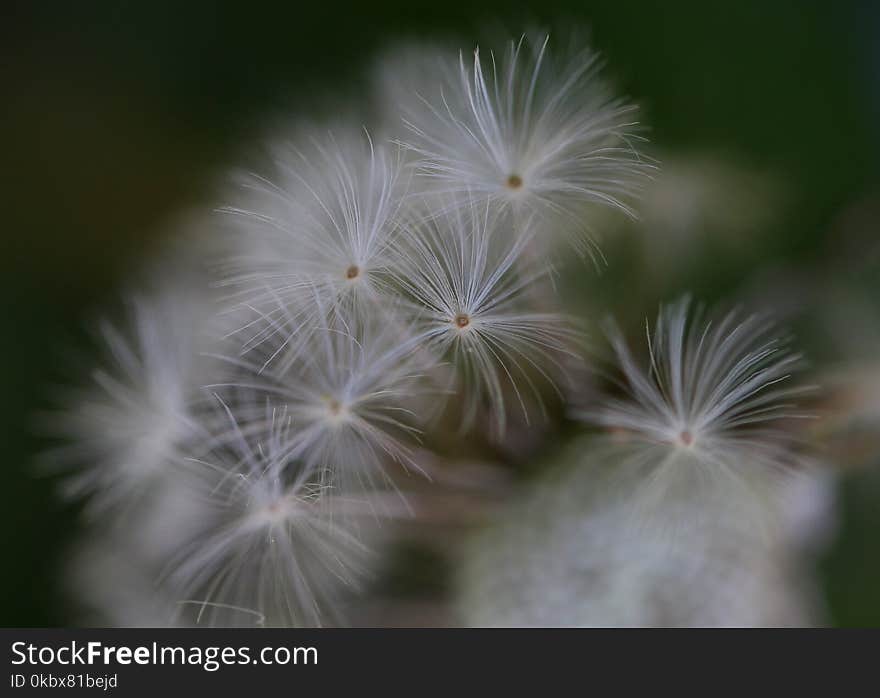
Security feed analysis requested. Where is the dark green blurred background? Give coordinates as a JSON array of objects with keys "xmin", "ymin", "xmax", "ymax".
[{"xmin": 1, "ymin": 1, "xmax": 877, "ymax": 626}]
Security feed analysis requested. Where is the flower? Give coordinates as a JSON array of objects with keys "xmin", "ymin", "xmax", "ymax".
[
  {"xmin": 394, "ymin": 32, "xmax": 651, "ymax": 256},
  {"xmin": 44, "ymin": 28, "xmax": 672, "ymax": 629}
]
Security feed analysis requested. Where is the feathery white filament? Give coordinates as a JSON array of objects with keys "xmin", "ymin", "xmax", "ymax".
[
  {"xmin": 578, "ymin": 297, "xmax": 814, "ymax": 513},
  {"xmin": 394, "ymin": 203, "xmax": 577, "ymax": 433},
  {"xmin": 168, "ymin": 400, "xmax": 370, "ymax": 627},
  {"xmin": 219, "ymin": 129, "xmax": 408, "ymax": 362},
  {"xmin": 47, "ymin": 293, "xmax": 205, "ymax": 514},
  {"xmin": 396, "ymin": 33, "xmax": 651, "ymax": 256},
  {"xmin": 207, "ymin": 306, "xmax": 429, "ymax": 493}
]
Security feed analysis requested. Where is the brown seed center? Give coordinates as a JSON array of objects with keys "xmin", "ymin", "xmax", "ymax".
[
  {"xmin": 454, "ymin": 313, "xmax": 471, "ymax": 329},
  {"xmin": 345, "ymin": 265, "xmax": 360, "ymax": 280},
  {"xmin": 678, "ymin": 430, "xmax": 694, "ymax": 446},
  {"xmin": 327, "ymin": 398, "xmax": 342, "ymax": 416},
  {"xmin": 505, "ymin": 174, "xmax": 523, "ymax": 190}
]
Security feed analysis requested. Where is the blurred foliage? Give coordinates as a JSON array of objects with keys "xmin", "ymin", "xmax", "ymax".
[{"xmin": 1, "ymin": 1, "xmax": 877, "ymax": 625}]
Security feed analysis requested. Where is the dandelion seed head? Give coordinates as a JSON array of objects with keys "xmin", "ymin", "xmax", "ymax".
[{"xmin": 49, "ymin": 28, "xmax": 675, "ymax": 628}]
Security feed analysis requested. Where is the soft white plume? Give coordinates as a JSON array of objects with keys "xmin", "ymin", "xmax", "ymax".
[{"xmin": 392, "ymin": 32, "xmax": 652, "ymax": 257}]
